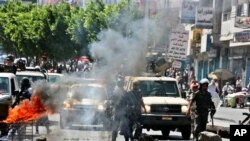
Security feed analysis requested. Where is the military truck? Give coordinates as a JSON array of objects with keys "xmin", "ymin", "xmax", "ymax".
[{"xmin": 123, "ymin": 74, "xmax": 191, "ymax": 139}]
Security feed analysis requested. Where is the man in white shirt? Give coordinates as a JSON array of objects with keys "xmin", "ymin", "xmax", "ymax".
[
  {"xmin": 236, "ymin": 77, "xmax": 242, "ymax": 92},
  {"xmin": 222, "ymin": 82, "xmax": 234, "ymax": 106}
]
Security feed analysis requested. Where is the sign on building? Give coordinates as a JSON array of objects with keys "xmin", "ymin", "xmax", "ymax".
[
  {"xmin": 167, "ymin": 25, "xmax": 189, "ymax": 61},
  {"xmin": 235, "ymin": 31, "xmax": 250, "ymax": 42},
  {"xmin": 181, "ymin": 0, "xmax": 198, "ymax": 24},
  {"xmin": 195, "ymin": 7, "xmax": 213, "ymax": 29},
  {"xmin": 235, "ymin": 16, "xmax": 250, "ymax": 29},
  {"xmin": 172, "ymin": 60, "xmax": 182, "ymax": 69}
]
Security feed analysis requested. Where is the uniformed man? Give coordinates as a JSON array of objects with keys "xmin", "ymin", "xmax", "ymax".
[
  {"xmin": 187, "ymin": 78, "xmax": 216, "ymax": 141},
  {"xmin": 4, "ymin": 55, "xmax": 17, "ymax": 74},
  {"xmin": 111, "ymin": 78, "xmax": 126, "ymax": 141},
  {"xmin": 125, "ymin": 81, "xmax": 146, "ymax": 140}
]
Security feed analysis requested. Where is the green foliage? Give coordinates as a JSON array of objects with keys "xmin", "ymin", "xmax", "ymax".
[{"xmin": 0, "ymin": 0, "xmax": 140, "ymax": 63}]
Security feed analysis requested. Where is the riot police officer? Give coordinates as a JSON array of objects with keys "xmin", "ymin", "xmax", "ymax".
[
  {"xmin": 124, "ymin": 82, "xmax": 146, "ymax": 141},
  {"xmin": 12, "ymin": 77, "xmax": 32, "ymax": 108},
  {"xmin": 187, "ymin": 78, "xmax": 216, "ymax": 140},
  {"xmin": 111, "ymin": 78, "xmax": 126, "ymax": 141}
]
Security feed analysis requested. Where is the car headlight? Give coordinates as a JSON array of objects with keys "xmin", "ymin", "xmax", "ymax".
[
  {"xmin": 181, "ymin": 105, "xmax": 188, "ymax": 113},
  {"xmin": 97, "ymin": 105, "xmax": 104, "ymax": 111},
  {"xmin": 142, "ymin": 105, "xmax": 151, "ymax": 113},
  {"xmin": 63, "ymin": 101, "xmax": 73, "ymax": 109}
]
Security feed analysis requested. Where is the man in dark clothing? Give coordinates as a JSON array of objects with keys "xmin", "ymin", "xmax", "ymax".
[
  {"xmin": 4, "ymin": 55, "xmax": 17, "ymax": 74},
  {"xmin": 12, "ymin": 77, "xmax": 32, "ymax": 108},
  {"xmin": 125, "ymin": 81, "xmax": 146, "ymax": 140},
  {"xmin": 187, "ymin": 78, "xmax": 216, "ymax": 141},
  {"xmin": 40, "ymin": 56, "xmax": 52, "ymax": 71},
  {"xmin": 111, "ymin": 79, "xmax": 127, "ymax": 141}
]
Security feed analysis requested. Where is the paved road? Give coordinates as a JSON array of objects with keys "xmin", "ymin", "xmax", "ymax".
[{"xmin": 1, "ymin": 107, "xmax": 248, "ymax": 141}]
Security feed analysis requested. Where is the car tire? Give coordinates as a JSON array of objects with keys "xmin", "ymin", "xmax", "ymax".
[
  {"xmin": 181, "ymin": 125, "xmax": 191, "ymax": 140},
  {"xmin": 161, "ymin": 129, "xmax": 170, "ymax": 139}
]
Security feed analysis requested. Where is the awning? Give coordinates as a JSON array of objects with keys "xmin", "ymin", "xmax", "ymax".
[{"xmin": 230, "ymin": 42, "xmax": 250, "ymax": 47}]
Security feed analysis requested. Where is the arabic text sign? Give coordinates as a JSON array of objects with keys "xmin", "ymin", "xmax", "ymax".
[
  {"xmin": 235, "ymin": 16, "xmax": 250, "ymax": 29},
  {"xmin": 235, "ymin": 31, "xmax": 250, "ymax": 42},
  {"xmin": 181, "ymin": 0, "xmax": 197, "ymax": 24},
  {"xmin": 172, "ymin": 61, "xmax": 182, "ymax": 69},
  {"xmin": 196, "ymin": 7, "xmax": 213, "ymax": 29},
  {"xmin": 167, "ymin": 27, "xmax": 189, "ymax": 61}
]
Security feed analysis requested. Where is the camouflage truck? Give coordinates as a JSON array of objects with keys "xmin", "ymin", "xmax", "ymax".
[{"xmin": 123, "ymin": 75, "xmax": 191, "ymax": 139}]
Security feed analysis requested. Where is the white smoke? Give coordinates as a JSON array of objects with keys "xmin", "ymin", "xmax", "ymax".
[{"xmin": 32, "ymin": 2, "xmax": 180, "ymax": 140}]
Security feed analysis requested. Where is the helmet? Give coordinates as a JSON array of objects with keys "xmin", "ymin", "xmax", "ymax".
[
  {"xmin": 199, "ymin": 78, "xmax": 209, "ymax": 85},
  {"xmin": 21, "ymin": 77, "xmax": 31, "ymax": 88}
]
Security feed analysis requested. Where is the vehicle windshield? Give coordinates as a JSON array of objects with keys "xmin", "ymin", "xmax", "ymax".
[
  {"xmin": 16, "ymin": 75, "xmax": 46, "ymax": 85},
  {"xmin": 137, "ymin": 81, "xmax": 179, "ymax": 97},
  {"xmin": 70, "ymin": 85, "xmax": 107, "ymax": 100},
  {"xmin": 0, "ymin": 77, "xmax": 9, "ymax": 94},
  {"xmin": 48, "ymin": 75, "xmax": 61, "ymax": 83}
]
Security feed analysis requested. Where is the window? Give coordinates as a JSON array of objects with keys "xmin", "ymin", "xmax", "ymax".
[
  {"xmin": 11, "ymin": 78, "xmax": 15, "ymax": 94},
  {"xmin": 70, "ymin": 85, "xmax": 107, "ymax": 100},
  {"xmin": 223, "ymin": 12, "xmax": 231, "ymax": 21},
  {"xmin": 138, "ymin": 81, "xmax": 179, "ymax": 97},
  {"xmin": 223, "ymin": 0, "xmax": 232, "ymax": 21},
  {"xmin": 237, "ymin": 4, "xmax": 243, "ymax": 16},
  {"xmin": 0, "ymin": 77, "xmax": 9, "ymax": 94},
  {"xmin": 200, "ymin": 0, "xmax": 213, "ymax": 7},
  {"xmin": 248, "ymin": 2, "xmax": 250, "ymax": 16}
]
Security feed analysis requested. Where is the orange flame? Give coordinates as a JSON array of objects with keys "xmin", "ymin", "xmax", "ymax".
[{"xmin": 2, "ymin": 95, "xmax": 47, "ymax": 124}]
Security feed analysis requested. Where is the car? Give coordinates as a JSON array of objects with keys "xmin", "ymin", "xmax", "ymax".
[
  {"xmin": 16, "ymin": 69, "xmax": 47, "ymax": 86},
  {"xmin": 48, "ymin": 73, "xmax": 64, "ymax": 83},
  {"xmin": 0, "ymin": 73, "xmax": 19, "ymax": 105},
  {"xmin": 123, "ymin": 75, "xmax": 191, "ymax": 140},
  {"xmin": 0, "ymin": 72, "xmax": 19, "ymax": 120},
  {"xmin": 60, "ymin": 83, "xmax": 110, "ymax": 129}
]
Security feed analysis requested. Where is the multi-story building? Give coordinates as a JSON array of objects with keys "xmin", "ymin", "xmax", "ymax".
[
  {"xmin": 220, "ymin": 0, "xmax": 250, "ymax": 87},
  {"xmin": 186, "ymin": 0, "xmax": 250, "ymax": 87},
  {"xmin": 186, "ymin": 0, "xmax": 223, "ymax": 81}
]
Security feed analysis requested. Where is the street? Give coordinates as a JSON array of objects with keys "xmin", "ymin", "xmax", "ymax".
[{"xmin": 27, "ymin": 107, "xmax": 248, "ymax": 141}]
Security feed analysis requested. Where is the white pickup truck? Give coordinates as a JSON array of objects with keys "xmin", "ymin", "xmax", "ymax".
[
  {"xmin": 0, "ymin": 72, "xmax": 19, "ymax": 120},
  {"xmin": 124, "ymin": 75, "xmax": 191, "ymax": 140},
  {"xmin": 0, "ymin": 72, "xmax": 19, "ymax": 104}
]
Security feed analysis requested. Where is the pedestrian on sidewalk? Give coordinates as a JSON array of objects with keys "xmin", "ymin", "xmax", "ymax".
[
  {"xmin": 187, "ymin": 78, "xmax": 216, "ymax": 141},
  {"xmin": 236, "ymin": 77, "xmax": 242, "ymax": 92},
  {"xmin": 222, "ymin": 82, "xmax": 234, "ymax": 106}
]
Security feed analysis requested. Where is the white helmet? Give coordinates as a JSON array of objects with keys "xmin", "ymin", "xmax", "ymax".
[{"xmin": 200, "ymin": 78, "xmax": 209, "ymax": 84}]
